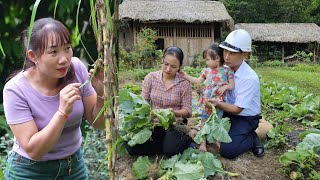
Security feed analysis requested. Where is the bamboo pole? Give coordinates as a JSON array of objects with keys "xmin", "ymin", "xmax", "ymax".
[
  {"xmin": 96, "ymin": 0, "xmax": 119, "ymax": 179},
  {"xmin": 112, "ymin": 0, "xmax": 119, "ymax": 178}
]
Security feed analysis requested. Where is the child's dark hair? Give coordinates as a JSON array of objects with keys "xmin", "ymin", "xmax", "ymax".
[
  {"xmin": 163, "ymin": 46, "xmax": 184, "ymax": 66},
  {"xmin": 203, "ymin": 43, "xmax": 224, "ymax": 65},
  {"xmin": 7, "ymin": 17, "xmax": 74, "ymax": 85}
]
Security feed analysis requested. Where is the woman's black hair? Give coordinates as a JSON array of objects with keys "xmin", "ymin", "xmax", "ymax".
[
  {"xmin": 163, "ymin": 46, "xmax": 184, "ymax": 66},
  {"xmin": 7, "ymin": 17, "xmax": 74, "ymax": 85},
  {"xmin": 203, "ymin": 43, "xmax": 224, "ymax": 65}
]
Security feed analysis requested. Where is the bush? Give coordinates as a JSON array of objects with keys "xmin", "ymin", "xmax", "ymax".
[
  {"xmin": 191, "ymin": 53, "xmax": 205, "ymax": 68},
  {"xmin": 83, "ymin": 126, "xmax": 109, "ymax": 180},
  {"xmin": 119, "ymin": 28, "xmax": 162, "ymax": 69},
  {"xmin": 260, "ymin": 60, "xmax": 284, "ymax": 67},
  {"xmin": 288, "ymin": 64, "xmax": 320, "ymax": 72},
  {"xmin": 133, "ymin": 68, "xmax": 156, "ymax": 81}
]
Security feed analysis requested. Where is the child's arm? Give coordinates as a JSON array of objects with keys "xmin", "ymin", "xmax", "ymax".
[
  {"xmin": 216, "ymin": 78, "xmax": 235, "ymax": 95},
  {"xmin": 226, "ymin": 78, "xmax": 235, "ymax": 90},
  {"xmin": 180, "ymin": 70, "xmax": 205, "ymax": 84}
]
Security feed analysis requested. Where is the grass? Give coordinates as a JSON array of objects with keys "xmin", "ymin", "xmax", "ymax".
[{"xmin": 254, "ymin": 67, "xmax": 320, "ymax": 96}]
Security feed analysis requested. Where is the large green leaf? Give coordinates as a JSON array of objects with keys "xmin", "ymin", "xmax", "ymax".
[
  {"xmin": 209, "ymin": 117, "xmax": 232, "ymax": 143},
  {"xmin": 279, "ymin": 150, "xmax": 314, "ymax": 166},
  {"xmin": 296, "ymin": 133, "xmax": 320, "ymax": 154},
  {"xmin": 194, "ymin": 107, "xmax": 231, "ymax": 144},
  {"xmin": 172, "ymin": 161, "xmax": 205, "ymax": 180},
  {"xmin": 299, "ymin": 129, "xmax": 320, "ymax": 139},
  {"xmin": 160, "ymin": 154, "xmax": 181, "ymax": 170},
  {"xmin": 127, "ymin": 128, "xmax": 152, "ymax": 147},
  {"xmin": 194, "ymin": 123, "xmax": 211, "ymax": 144},
  {"xmin": 152, "ymin": 109, "xmax": 175, "ymax": 130},
  {"xmin": 132, "ymin": 156, "xmax": 152, "ymax": 179},
  {"xmin": 192, "ymin": 152, "xmax": 223, "ymax": 177}
]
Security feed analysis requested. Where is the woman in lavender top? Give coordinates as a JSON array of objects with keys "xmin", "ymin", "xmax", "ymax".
[{"xmin": 3, "ymin": 18, "xmax": 105, "ymax": 179}]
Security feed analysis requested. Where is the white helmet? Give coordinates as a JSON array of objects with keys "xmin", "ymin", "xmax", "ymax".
[{"xmin": 219, "ymin": 29, "xmax": 252, "ymax": 52}]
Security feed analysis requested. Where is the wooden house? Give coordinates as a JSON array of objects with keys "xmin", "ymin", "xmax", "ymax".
[
  {"xmin": 235, "ymin": 23, "xmax": 320, "ymax": 62},
  {"xmin": 119, "ymin": 0, "xmax": 233, "ymax": 65}
]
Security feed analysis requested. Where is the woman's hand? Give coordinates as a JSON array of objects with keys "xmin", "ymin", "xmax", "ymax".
[
  {"xmin": 199, "ymin": 141, "xmax": 207, "ymax": 152},
  {"xmin": 59, "ymin": 83, "xmax": 81, "ymax": 115},
  {"xmin": 89, "ymin": 59, "xmax": 104, "ymax": 96}
]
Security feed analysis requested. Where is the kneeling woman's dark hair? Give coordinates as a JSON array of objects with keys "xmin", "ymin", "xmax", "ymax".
[{"xmin": 163, "ymin": 46, "xmax": 184, "ymax": 66}]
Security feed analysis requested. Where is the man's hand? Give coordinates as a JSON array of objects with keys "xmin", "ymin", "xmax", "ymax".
[{"xmin": 204, "ymin": 99, "xmax": 218, "ymax": 109}]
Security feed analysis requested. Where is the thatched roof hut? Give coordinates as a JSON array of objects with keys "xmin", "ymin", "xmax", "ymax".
[
  {"xmin": 235, "ymin": 23, "xmax": 320, "ymax": 43},
  {"xmin": 120, "ymin": 0, "xmax": 233, "ymax": 26},
  {"xmin": 235, "ymin": 23, "xmax": 320, "ymax": 61},
  {"xmin": 119, "ymin": 0, "xmax": 234, "ymax": 65}
]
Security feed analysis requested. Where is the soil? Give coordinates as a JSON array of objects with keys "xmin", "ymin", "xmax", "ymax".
[{"xmin": 115, "ymin": 143, "xmax": 289, "ymax": 180}]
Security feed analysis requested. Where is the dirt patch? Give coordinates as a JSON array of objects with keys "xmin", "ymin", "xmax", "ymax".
[{"xmin": 115, "ymin": 144, "xmax": 288, "ymax": 180}]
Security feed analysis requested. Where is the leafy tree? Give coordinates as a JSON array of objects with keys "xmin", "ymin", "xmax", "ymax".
[{"xmin": 220, "ymin": 0, "xmax": 318, "ymax": 24}]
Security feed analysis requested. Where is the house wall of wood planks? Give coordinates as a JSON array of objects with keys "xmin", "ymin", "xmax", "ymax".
[{"xmin": 120, "ymin": 22, "xmax": 222, "ymax": 66}]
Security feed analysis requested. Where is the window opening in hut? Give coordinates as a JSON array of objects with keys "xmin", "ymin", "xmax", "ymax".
[
  {"xmin": 155, "ymin": 38, "xmax": 164, "ymax": 50},
  {"xmin": 176, "ymin": 26, "xmax": 211, "ymax": 38},
  {"xmin": 214, "ymin": 22, "xmax": 221, "ymax": 42}
]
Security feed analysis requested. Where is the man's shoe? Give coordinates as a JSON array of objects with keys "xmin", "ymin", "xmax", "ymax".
[
  {"xmin": 252, "ymin": 133, "xmax": 265, "ymax": 157},
  {"xmin": 252, "ymin": 145, "xmax": 265, "ymax": 157}
]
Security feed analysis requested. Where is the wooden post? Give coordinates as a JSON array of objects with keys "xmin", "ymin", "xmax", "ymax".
[
  {"xmin": 173, "ymin": 23, "xmax": 177, "ymax": 45},
  {"xmin": 282, "ymin": 45, "xmax": 284, "ymax": 63},
  {"xmin": 314, "ymin": 43, "xmax": 316, "ymax": 62},
  {"xmin": 211, "ymin": 23, "xmax": 214, "ymax": 43},
  {"xmin": 317, "ymin": 43, "xmax": 319, "ymax": 63},
  {"xmin": 133, "ymin": 21, "xmax": 137, "ymax": 46}
]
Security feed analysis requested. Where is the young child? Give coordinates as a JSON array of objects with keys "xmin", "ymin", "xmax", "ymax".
[{"xmin": 180, "ymin": 43, "xmax": 235, "ymax": 152}]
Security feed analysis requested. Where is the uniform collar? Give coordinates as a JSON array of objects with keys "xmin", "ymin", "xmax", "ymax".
[{"xmin": 234, "ymin": 60, "xmax": 247, "ymax": 77}]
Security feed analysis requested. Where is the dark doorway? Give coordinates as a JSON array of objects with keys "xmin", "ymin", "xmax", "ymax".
[{"xmin": 155, "ymin": 38, "xmax": 164, "ymax": 50}]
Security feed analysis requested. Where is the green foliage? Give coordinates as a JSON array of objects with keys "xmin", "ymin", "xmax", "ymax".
[
  {"xmin": 133, "ymin": 68, "xmax": 156, "ymax": 81},
  {"xmin": 0, "ymin": 104, "xmax": 12, "ymax": 138},
  {"xmin": 194, "ymin": 107, "xmax": 231, "ymax": 144},
  {"xmin": 222, "ymin": 0, "xmax": 315, "ymax": 24},
  {"xmin": 279, "ymin": 131, "xmax": 320, "ymax": 179},
  {"xmin": 132, "ymin": 156, "xmax": 152, "ymax": 179},
  {"xmin": 260, "ymin": 60, "xmax": 284, "ymax": 67},
  {"xmin": 119, "ymin": 89, "xmax": 175, "ymax": 147},
  {"xmin": 82, "ymin": 126, "xmax": 109, "ymax": 180},
  {"xmin": 293, "ymin": 51, "xmax": 313, "ymax": 62},
  {"xmin": 152, "ymin": 109, "xmax": 175, "ymax": 130},
  {"xmin": 191, "ymin": 53, "xmax": 205, "ymax": 68},
  {"xmin": 132, "ymin": 148, "xmax": 229, "ymax": 179},
  {"xmin": 299, "ymin": 128, "xmax": 320, "ymax": 139},
  {"xmin": 261, "ymin": 80, "xmax": 320, "ymax": 127},
  {"xmin": 265, "ymin": 122, "xmax": 290, "ymax": 148},
  {"xmin": 287, "ymin": 63, "xmax": 320, "ymax": 73},
  {"xmin": 255, "ymin": 67, "xmax": 320, "ymax": 96},
  {"xmin": 119, "ymin": 28, "xmax": 162, "ymax": 69},
  {"xmin": 120, "ymin": 83, "xmax": 142, "ymax": 94},
  {"xmin": 182, "ymin": 66, "xmax": 202, "ymax": 78}
]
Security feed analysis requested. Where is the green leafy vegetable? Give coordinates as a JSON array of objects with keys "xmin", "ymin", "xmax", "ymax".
[
  {"xmin": 119, "ymin": 89, "xmax": 177, "ymax": 146},
  {"xmin": 132, "ymin": 156, "xmax": 152, "ymax": 179},
  {"xmin": 152, "ymin": 109, "xmax": 175, "ymax": 130},
  {"xmin": 194, "ymin": 106, "xmax": 231, "ymax": 144}
]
